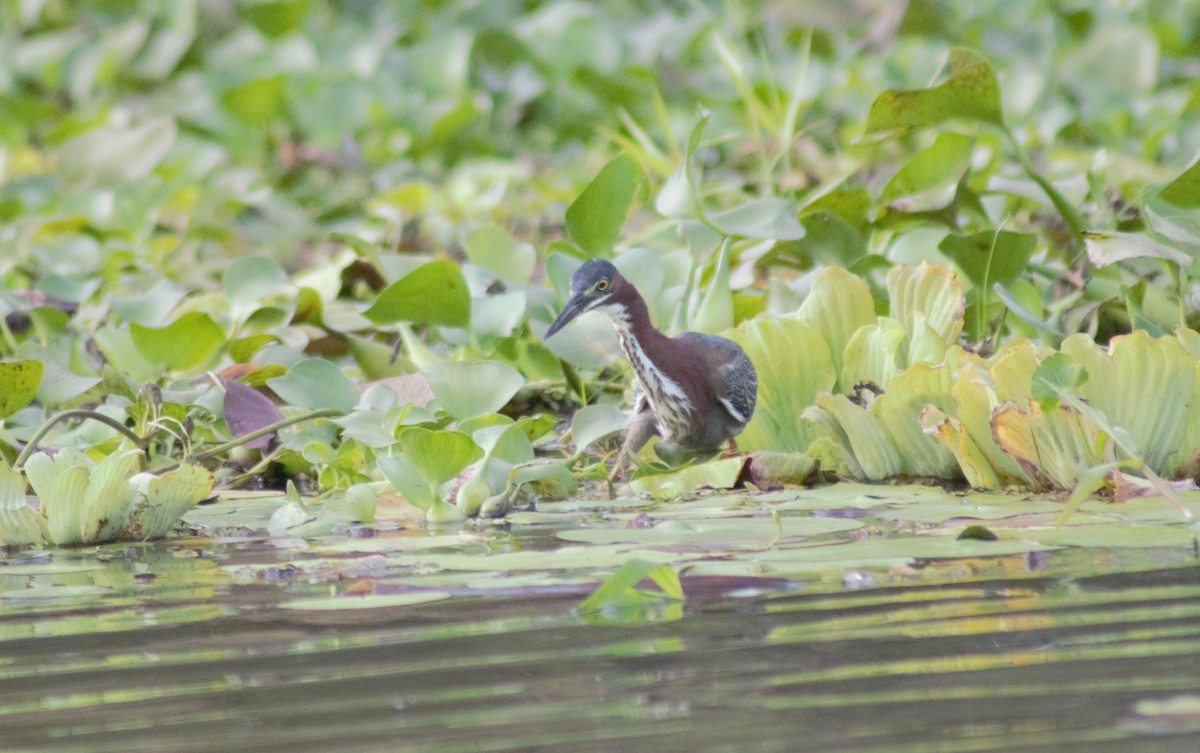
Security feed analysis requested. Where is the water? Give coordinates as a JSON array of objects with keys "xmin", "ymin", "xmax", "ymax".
[{"xmin": 3, "ymin": 504, "xmax": 1200, "ymax": 752}]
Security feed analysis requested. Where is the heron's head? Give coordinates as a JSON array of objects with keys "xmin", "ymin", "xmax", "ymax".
[{"xmin": 544, "ymin": 259, "xmax": 627, "ymax": 339}]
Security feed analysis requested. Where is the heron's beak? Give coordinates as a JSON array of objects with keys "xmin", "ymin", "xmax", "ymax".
[{"xmin": 544, "ymin": 293, "xmax": 593, "ymax": 339}]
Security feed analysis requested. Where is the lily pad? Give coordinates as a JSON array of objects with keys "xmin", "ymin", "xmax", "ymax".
[{"xmin": 279, "ymin": 592, "xmax": 452, "ymax": 610}]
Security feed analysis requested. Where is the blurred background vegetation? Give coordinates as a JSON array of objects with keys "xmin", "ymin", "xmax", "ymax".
[{"xmin": 6, "ymin": 0, "xmax": 1200, "ymax": 510}]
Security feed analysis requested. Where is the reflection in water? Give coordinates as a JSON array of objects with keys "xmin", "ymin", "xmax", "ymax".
[{"xmin": 1, "ymin": 540, "xmax": 1199, "ymax": 752}]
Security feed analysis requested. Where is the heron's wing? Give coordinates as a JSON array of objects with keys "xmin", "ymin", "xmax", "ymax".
[{"xmin": 675, "ymin": 332, "xmax": 757, "ymax": 426}]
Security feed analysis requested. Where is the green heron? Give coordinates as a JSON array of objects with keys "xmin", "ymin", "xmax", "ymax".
[{"xmin": 545, "ymin": 259, "xmax": 757, "ymax": 468}]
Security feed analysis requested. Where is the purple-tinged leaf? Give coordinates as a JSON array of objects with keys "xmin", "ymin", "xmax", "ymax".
[{"xmin": 223, "ymin": 379, "xmax": 284, "ymax": 449}]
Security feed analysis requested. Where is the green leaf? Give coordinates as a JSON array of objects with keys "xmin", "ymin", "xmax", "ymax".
[
  {"xmin": 422, "ymin": 360, "xmax": 525, "ymax": 420},
  {"xmin": 864, "ymin": 47, "xmax": 1003, "ymax": 136},
  {"xmin": 363, "ymin": 260, "xmax": 471, "ymax": 327},
  {"xmin": 691, "ymin": 237, "xmax": 734, "ymax": 333},
  {"xmin": 565, "ymin": 154, "xmax": 647, "ymax": 257},
  {"xmin": 1159, "ymin": 157, "xmax": 1200, "ymax": 208},
  {"xmin": 241, "ymin": 0, "xmax": 311, "ymax": 38},
  {"xmin": 630, "ymin": 456, "xmax": 745, "ymax": 499},
  {"xmin": 464, "ymin": 226, "xmax": 536, "ymax": 284},
  {"xmin": 377, "ymin": 453, "xmax": 435, "ymax": 510},
  {"xmin": 223, "ymin": 255, "xmax": 290, "ymax": 316},
  {"xmin": 709, "ymin": 198, "xmax": 804, "ymax": 240},
  {"xmin": 579, "ymin": 559, "xmax": 683, "ymax": 614},
  {"xmin": 221, "ymin": 74, "xmax": 287, "ymax": 125},
  {"xmin": 57, "ymin": 117, "xmax": 177, "ymax": 185},
  {"xmin": 655, "ymin": 114, "xmax": 709, "ymax": 219},
  {"xmin": 570, "ymin": 403, "xmax": 629, "ymax": 453},
  {"xmin": 130, "ymin": 312, "xmax": 225, "ymax": 373},
  {"xmin": 510, "ymin": 461, "xmax": 578, "ymax": 500},
  {"xmin": 0, "ymin": 360, "xmax": 43, "ymax": 420},
  {"xmin": 267, "ymin": 358, "xmax": 359, "ymax": 413},
  {"xmin": 109, "ymin": 280, "xmax": 185, "ymax": 326},
  {"xmin": 398, "ymin": 428, "xmax": 483, "ymax": 489},
  {"xmin": 1082, "ymin": 231, "xmax": 1192, "ymax": 268},
  {"xmin": 1031, "ymin": 352, "xmax": 1087, "ymax": 410},
  {"xmin": 940, "ymin": 229, "xmax": 1037, "ymax": 289},
  {"xmin": 882, "ymin": 132, "xmax": 974, "ymax": 209}
]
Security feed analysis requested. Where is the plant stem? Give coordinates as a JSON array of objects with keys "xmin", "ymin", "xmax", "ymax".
[
  {"xmin": 150, "ymin": 408, "xmax": 344, "ymax": 475},
  {"xmin": 15, "ymin": 409, "xmax": 147, "ymax": 469},
  {"xmin": 1002, "ymin": 126, "xmax": 1087, "ymax": 247}
]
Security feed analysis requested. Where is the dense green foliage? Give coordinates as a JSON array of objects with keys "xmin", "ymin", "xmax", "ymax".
[{"xmin": 5, "ymin": 0, "xmax": 1200, "ymax": 541}]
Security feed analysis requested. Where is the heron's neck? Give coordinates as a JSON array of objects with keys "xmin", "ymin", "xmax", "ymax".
[
  {"xmin": 606, "ymin": 289, "xmax": 689, "ymax": 422},
  {"xmin": 609, "ymin": 288, "xmax": 667, "ymax": 348}
]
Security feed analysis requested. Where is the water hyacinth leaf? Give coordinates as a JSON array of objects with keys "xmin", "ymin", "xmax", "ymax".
[
  {"xmin": 565, "ymin": 154, "xmax": 647, "ymax": 258},
  {"xmin": 465, "ymin": 226, "xmax": 537, "ymax": 284},
  {"xmin": 109, "ymin": 279, "xmax": 186, "ymax": 326},
  {"xmin": 0, "ymin": 360, "xmax": 44, "ymax": 420},
  {"xmin": 267, "ymin": 358, "xmax": 358, "ymax": 413},
  {"xmin": 691, "ymin": 238, "xmax": 734, "ymax": 333},
  {"xmin": 132, "ymin": 464, "xmax": 215, "ymax": 540},
  {"xmin": 656, "ymin": 114, "xmax": 708, "ymax": 219},
  {"xmin": 864, "ymin": 47, "xmax": 1004, "ymax": 136},
  {"xmin": 455, "ymin": 469, "xmax": 493, "ymax": 518},
  {"xmin": 242, "ymin": 0, "xmax": 311, "ymax": 37},
  {"xmin": 474, "ymin": 423, "xmax": 534, "ymax": 465},
  {"xmin": 727, "ymin": 316, "xmax": 835, "ymax": 453},
  {"xmin": 131, "ymin": 312, "xmax": 225, "ymax": 373},
  {"xmin": 57, "ymin": 117, "xmax": 177, "ymax": 185},
  {"xmin": 377, "ymin": 454, "xmax": 434, "ymax": 510},
  {"xmin": 363, "ymin": 260, "xmax": 470, "ymax": 327},
  {"xmin": 0, "ymin": 461, "xmax": 46, "ymax": 547},
  {"xmin": 223, "ymin": 379, "xmax": 284, "ymax": 449},
  {"xmin": 1159, "ymin": 156, "xmax": 1200, "ymax": 208},
  {"xmin": 228, "ymin": 334, "xmax": 280, "ymax": 363},
  {"xmin": 510, "ymin": 461, "xmax": 578, "ymax": 500},
  {"xmin": 940, "ymin": 230, "xmax": 1038, "ymax": 289},
  {"xmin": 882, "ymin": 132, "xmax": 974, "ymax": 209},
  {"xmin": 471, "ymin": 290, "xmax": 527, "ymax": 338},
  {"xmin": 221, "ymin": 74, "xmax": 286, "ymax": 124},
  {"xmin": 81, "ymin": 449, "xmax": 142, "ymax": 543},
  {"xmin": 709, "ymin": 198, "xmax": 804, "ymax": 240},
  {"xmin": 398, "ymin": 428, "xmax": 483, "ymax": 490},
  {"xmin": 1083, "ymin": 230, "xmax": 1192, "ymax": 267},
  {"xmin": 222, "ymin": 255, "xmax": 290, "ymax": 316},
  {"xmin": 422, "ymin": 360, "xmax": 524, "ymax": 420},
  {"xmin": 571, "ymin": 403, "xmax": 630, "ymax": 453},
  {"xmin": 579, "ymin": 559, "xmax": 683, "ymax": 614}
]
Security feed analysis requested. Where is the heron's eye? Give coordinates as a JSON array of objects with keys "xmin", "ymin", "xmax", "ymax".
[{"xmin": 595, "ymin": 279, "xmax": 609, "ymax": 292}]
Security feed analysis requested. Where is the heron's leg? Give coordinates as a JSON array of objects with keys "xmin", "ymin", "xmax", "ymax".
[
  {"xmin": 606, "ymin": 395, "xmax": 658, "ymax": 496},
  {"xmin": 720, "ymin": 437, "xmax": 740, "ymax": 458}
]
